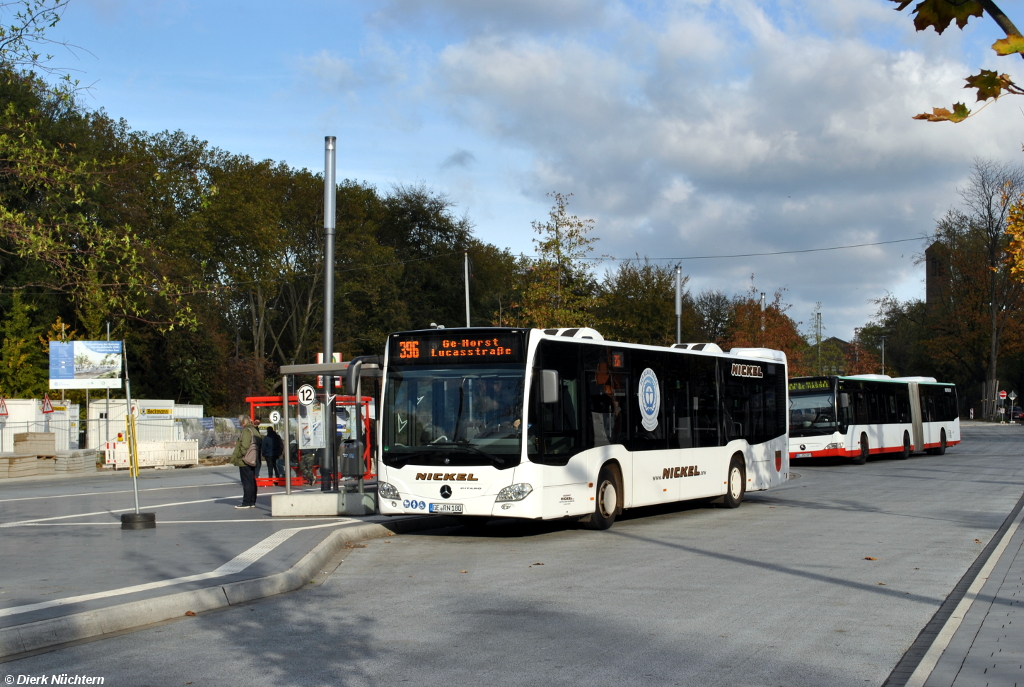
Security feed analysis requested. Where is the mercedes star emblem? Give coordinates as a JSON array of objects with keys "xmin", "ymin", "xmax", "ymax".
[
  {"xmin": 800, "ymin": 444, "xmax": 806, "ymax": 451},
  {"xmin": 440, "ymin": 485, "xmax": 452, "ymax": 499}
]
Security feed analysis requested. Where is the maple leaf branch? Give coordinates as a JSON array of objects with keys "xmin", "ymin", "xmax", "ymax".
[{"xmin": 979, "ymin": 0, "xmax": 1024, "ymax": 58}]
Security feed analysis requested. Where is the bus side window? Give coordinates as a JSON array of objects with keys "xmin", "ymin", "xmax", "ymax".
[
  {"xmin": 897, "ymin": 388, "xmax": 911, "ymax": 423},
  {"xmin": 531, "ymin": 341, "xmax": 581, "ymax": 464},
  {"xmin": 667, "ymin": 355, "xmax": 692, "ymax": 449},
  {"xmin": 692, "ymin": 357, "xmax": 718, "ymax": 447},
  {"xmin": 853, "ymin": 390, "xmax": 868, "ymax": 424}
]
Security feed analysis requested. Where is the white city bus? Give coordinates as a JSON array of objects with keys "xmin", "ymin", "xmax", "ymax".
[
  {"xmin": 789, "ymin": 375, "xmax": 960, "ymax": 464},
  {"xmin": 376, "ymin": 327, "xmax": 789, "ymax": 529}
]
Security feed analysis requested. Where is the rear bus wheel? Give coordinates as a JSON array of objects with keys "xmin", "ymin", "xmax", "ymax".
[
  {"xmin": 583, "ymin": 466, "xmax": 621, "ymax": 530},
  {"xmin": 937, "ymin": 429, "xmax": 947, "ymax": 455},
  {"xmin": 723, "ymin": 455, "xmax": 745, "ymax": 509}
]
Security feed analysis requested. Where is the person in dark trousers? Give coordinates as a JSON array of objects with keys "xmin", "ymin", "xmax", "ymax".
[
  {"xmin": 262, "ymin": 427, "xmax": 283, "ymax": 478},
  {"xmin": 231, "ymin": 415, "xmax": 262, "ymax": 508}
]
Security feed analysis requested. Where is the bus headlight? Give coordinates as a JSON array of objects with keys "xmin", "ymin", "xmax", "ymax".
[
  {"xmin": 495, "ymin": 483, "xmax": 533, "ymax": 502},
  {"xmin": 825, "ymin": 442, "xmax": 844, "ymax": 450},
  {"xmin": 378, "ymin": 482, "xmax": 400, "ymax": 500}
]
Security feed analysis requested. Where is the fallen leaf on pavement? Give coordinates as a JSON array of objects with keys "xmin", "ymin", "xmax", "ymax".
[
  {"xmin": 185, "ymin": 611, "xmax": 196, "ymax": 617},
  {"xmin": 865, "ymin": 557, "xmax": 877, "ymax": 561}
]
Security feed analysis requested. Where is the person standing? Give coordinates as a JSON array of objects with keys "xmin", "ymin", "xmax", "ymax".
[
  {"xmin": 263, "ymin": 426, "xmax": 283, "ymax": 478},
  {"xmin": 231, "ymin": 415, "xmax": 262, "ymax": 508}
]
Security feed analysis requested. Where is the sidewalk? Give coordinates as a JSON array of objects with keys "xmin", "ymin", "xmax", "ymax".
[
  {"xmin": 0, "ymin": 466, "xmax": 440, "ymax": 659},
  {"xmin": 909, "ymin": 495, "xmax": 1024, "ymax": 686}
]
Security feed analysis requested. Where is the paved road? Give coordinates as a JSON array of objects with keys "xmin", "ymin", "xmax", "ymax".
[
  {"xmin": 0, "ymin": 466, "xmax": 362, "ymax": 627},
  {"xmin": 2, "ymin": 425, "xmax": 1022, "ymax": 686}
]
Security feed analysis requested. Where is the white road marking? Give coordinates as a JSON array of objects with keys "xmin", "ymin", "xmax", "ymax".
[
  {"xmin": 3, "ymin": 518, "xmax": 357, "ymax": 526},
  {"xmin": 0, "ymin": 482, "xmax": 237, "ymax": 504},
  {"xmin": 0, "ymin": 497, "xmax": 232, "ymax": 528},
  {"xmin": 0, "ymin": 522, "xmax": 355, "ymax": 618},
  {"xmin": 905, "ymin": 504, "xmax": 1024, "ymax": 687}
]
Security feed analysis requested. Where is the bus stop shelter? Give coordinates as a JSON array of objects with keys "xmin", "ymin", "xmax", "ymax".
[{"xmin": 270, "ymin": 356, "xmax": 382, "ymax": 517}]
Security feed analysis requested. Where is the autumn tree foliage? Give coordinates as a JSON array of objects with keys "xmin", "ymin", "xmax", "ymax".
[
  {"xmin": 892, "ymin": 0, "xmax": 1024, "ymax": 122},
  {"xmin": 722, "ymin": 285, "xmax": 811, "ymax": 375},
  {"xmin": 503, "ymin": 193, "xmax": 601, "ymax": 329}
]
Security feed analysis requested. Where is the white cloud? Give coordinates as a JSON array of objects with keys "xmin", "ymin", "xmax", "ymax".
[
  {"xmin": 417, "ymin": 0, "xmax": 1022, "ymax": 336},
  {"xmin": 299, "ymin": 50, "xmax": 361, "ymax": 91}
]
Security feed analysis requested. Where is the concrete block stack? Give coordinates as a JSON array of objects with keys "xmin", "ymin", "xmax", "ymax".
[
  {"xmin": 36, "ymin": 457, "xmax": 56, "ymax": 476},
  {"xmin": 55, "ymin": 453, "xmax": 86, "ymax": 473},
  {"xmin": 6, "ymin": 456, "xmax": 38, "ymax": 478},
  {"xmin": 13, "ymin": 432, "xmax": 56, "ymax": 457}
]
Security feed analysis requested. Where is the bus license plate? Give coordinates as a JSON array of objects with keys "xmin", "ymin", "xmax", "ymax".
[
  {"xmin": 795, "ymin": 453, "xmax": 812, "ymax": 458},
  {"xmin": 430, "ymin": 503, "xmax": 464, "ymax": 514}
]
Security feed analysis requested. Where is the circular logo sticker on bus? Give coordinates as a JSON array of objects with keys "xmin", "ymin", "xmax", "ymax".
[{"xmin": 639, "ymin": 368, "xmax": 660, "ymax": 431}]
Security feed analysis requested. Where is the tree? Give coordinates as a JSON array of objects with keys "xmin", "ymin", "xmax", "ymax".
[
  {"xmin": 892, "ymin": 0, "xmax": 1024, "ymax": 122},
  {"xmin": 505, "ymin": 193, "xmax": 600, "ymax": 328},
  {"xmin": 927, "ymin": 160, "xmax": 1024, "ymax": 417},
  {"xmin": 0, "ymin": 291, "xmax": 45, "ymax": 397},
  {"xmin": 693, "ymin": 289, "xmax": 732, "ymax": 344},
  {"xmin": 722, "ymin": 283, "xmax": 809, "ymax": 374},
  {"xmin": 596, "ymin": 259, "xmax": 697, "ymax": 345},
  {"xmin": 376, "ymin": 184, "xmax": 471, "ymax": 330}
]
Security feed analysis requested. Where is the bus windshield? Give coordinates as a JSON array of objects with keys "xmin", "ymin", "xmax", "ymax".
[
  {"xmin": 790, "ymin": 392, "xmax": 838, "ymax": 437},
  {"xmin": 382, "ymin": 365, "xmax": 525, "ymax": 469}
]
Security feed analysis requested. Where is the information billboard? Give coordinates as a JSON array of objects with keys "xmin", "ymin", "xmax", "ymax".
[{"xmin": 49, "ymin": 341, "xmax": 123, "ymax": 390}]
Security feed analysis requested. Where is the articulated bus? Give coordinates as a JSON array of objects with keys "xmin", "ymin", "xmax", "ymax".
[
  {"xmin": 375, "ymin": 327, "xmax": 789, "ymax": 529},
  {"xmin": 789, "ymin": 375, "xmax": 960, "ymax": 464}
]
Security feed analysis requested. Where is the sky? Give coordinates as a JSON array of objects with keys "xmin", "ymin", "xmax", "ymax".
[{"xmin": 46, "ymin": 0, "xmax": 1024, "ymax": 340}]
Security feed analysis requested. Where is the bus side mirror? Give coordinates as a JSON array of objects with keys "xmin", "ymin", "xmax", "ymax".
[{"xmin": 541, "ymin": 370, "xmax": 560, "ymax": 404}]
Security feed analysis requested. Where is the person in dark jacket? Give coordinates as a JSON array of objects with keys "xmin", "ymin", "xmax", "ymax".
[
  {"xmin": 230, "ymin": 416, "xmax": 262, "ymax": 508},
  {"xmin": 262, "ymin": 427, "xmax": 283, "ymax": 478}
]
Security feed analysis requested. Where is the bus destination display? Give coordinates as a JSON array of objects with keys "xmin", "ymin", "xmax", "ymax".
[
  {"xmin": 390, "ymin": 333, "xmax": 524, "ymax": 364},
  {"xmin": 789, "ymin": 378, "xmax": 831, "ymax": 392}
]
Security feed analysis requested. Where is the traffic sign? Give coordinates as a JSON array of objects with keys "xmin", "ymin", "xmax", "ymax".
[
  {"xmin": 297, "ymin": 384, "xmax": 317, "ymax": 406},
  {"xmin": 0, "ymin": 398, "xmax": 8, "ymax": 416},
  {"xmin": 1000, "ymin": 390, "xmax": 1008, "ymax": 400},
  {"xmin": 41, "ymin": 394, "xmax": 54, "ymax": 414},
  {"xmin": 1011, "ymin": 391, "xmax": 1018, "ymax": 401}
]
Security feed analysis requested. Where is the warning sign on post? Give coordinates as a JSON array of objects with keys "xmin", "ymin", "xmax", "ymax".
[
  {"xmin": 41, "ymin": 395, "xmax": 54, "ymax": 414},
  {"xmin": 0, "ymin": 398, "xmax": 8, "ymax": 416}
]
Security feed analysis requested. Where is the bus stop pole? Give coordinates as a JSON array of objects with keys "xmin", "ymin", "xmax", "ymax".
[
  {"xmin": 282, "ymin": 374, "xmax": 291, "ymax": 495},
  {"xmin": 323, "ymin": 136, "xmax": 337, "ymax": 493}
]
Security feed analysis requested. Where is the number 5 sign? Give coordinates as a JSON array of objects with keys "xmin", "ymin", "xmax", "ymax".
[{"xmin": 297, "ymin": 384, "xmax": 317, "ymax": 406}]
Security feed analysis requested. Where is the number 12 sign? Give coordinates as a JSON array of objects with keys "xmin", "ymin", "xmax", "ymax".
[{"xmin": 298, "ymin": 384, "xmax": 317, "ymax": 406}]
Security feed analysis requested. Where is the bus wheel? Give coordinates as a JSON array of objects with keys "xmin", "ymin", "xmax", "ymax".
[
  {"xmin": 937, "ymin": 429, "xmax": 947, "ymax": 455},
  {"xmin": 853, "ymin": 434, "xmax": 868, "ymax": 465},
  {"xmin": 583, "ymin": 466, "xmax": 620, "ymax": 530},
  {"xmin": 723, "ymin": 455, "xmax": 745, "ymax": 508},
  {"xmin": 899, "ymin": 432, "xmax": 911, "ymax": 460}
]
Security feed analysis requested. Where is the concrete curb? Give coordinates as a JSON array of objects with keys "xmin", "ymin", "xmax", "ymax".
[{"xmin": 0, "ymin": 520, "xmax": 403, "ymax": 659}]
